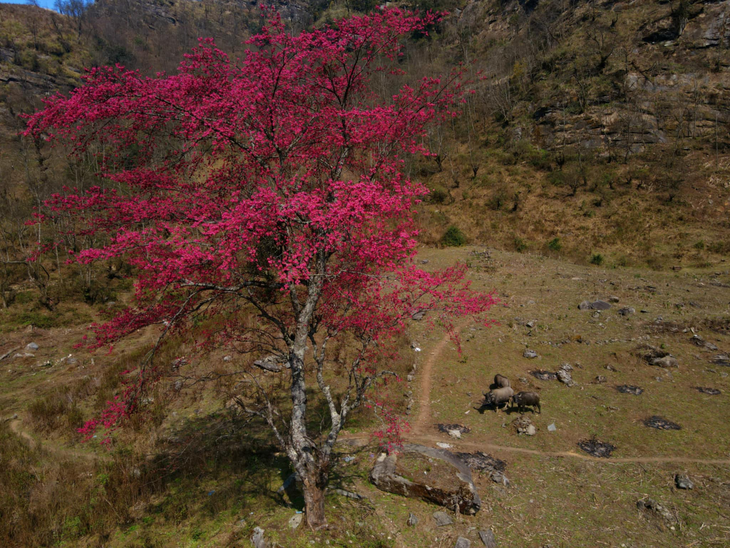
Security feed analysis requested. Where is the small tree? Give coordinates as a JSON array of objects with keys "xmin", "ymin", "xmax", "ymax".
[{"xmin": 27, "ymin": 9, "xmax": 496, "ymax": 528}]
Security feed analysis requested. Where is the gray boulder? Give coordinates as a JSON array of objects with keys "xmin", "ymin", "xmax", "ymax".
[
  {"xmin": 455, "ymin": 538, "xmax": 471, "ymax": 548},
  {"xmin": 579, "ymin": 300, "xmax": 611, "ymax": 311},
  {"xmin": 250, "ymin": 527, "xmax": 266, "ymax": 548},
  {"xmin": 433, "ymin": 511, "xmax": 453, "ymax": 526},
  {"xmin": 651, "ymin": 356, "xmax": 678, "ymax": 368},
  {"xmin": 479, "ymin": 530, "xmax": 497, "ymax": 548},
  {"xmin": 675, "ymin": 474, "xmax": 694, "ymax": 490},
  {"xmin": 370, "ymin": 444, "xmax": 481, "ymax": 514}
]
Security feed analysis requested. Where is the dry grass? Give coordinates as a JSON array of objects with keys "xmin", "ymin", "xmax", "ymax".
[{"xmin": 1, "ymin": 246, "xmax": 729, "ymax": 547}]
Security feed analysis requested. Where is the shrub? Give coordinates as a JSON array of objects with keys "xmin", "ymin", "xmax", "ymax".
[
  {"xmin": 488, "ymin": 189, "xmax": 509, "ymax": 211},
  {"xmin": 547, "ymin": 237, "xmax": 562, "ymax": 252},
  {"xmin": 441, "ymin": 226, "xmax": 467, "ymax": 247},
  {"xmin": 514, "ymin": 237, "xmax": 528, "ymax": 252},
  {"xmin": 590, "ymin": 253, "xmax": 604, "ymax": 266},
  {"xmin": 429, "ymin": 186, "xmax": 449, "ymax": 204}
]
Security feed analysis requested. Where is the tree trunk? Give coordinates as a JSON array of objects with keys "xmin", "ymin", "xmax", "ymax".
[{"xmin": 301, "ymin": 469, "xmax": 328, "ymax": 530}]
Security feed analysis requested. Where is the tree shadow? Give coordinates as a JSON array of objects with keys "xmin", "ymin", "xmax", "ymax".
[
  {"xmin": 141, "ymin": 411, "xmax": 294, "ymax": 517},
  {"xmin": 141, "ymin": 407, "xmax": 377, "ymax": 518}
]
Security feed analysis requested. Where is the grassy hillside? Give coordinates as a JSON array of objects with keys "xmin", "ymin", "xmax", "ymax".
[
  {"xmin": 2, "ymin": 247, "xmax": 729, "ymax": 546},
  {"xmin": 1, "ymin": 2, "xmax": 729, "ymax": 546}
]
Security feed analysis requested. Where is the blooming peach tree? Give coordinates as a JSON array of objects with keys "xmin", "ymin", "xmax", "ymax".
[{"xmin": 27, "ymin": 9, "xmax": 496, "ymax": 528}]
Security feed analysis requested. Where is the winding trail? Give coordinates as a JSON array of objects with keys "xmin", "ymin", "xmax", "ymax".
[
  {"xmin": 7, "ymin": 418, "xmax": 103, "ymax": 462},
  {"xmin": 377, "ymin": 324, "xmax": 730, "ymax": 467},
  {"xmin": 412, "ymin": 321, "xmax": 468, "ymax": 436}
]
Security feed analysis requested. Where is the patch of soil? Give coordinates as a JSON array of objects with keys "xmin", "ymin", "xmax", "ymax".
[
  {"xmin": 636, "ymin": 344, "xmax": 669, "ymax": 362},
  {"xmin": 530, "ymin": 370, "xmax": 557, "ymax": 381},
  {"xmin": 455, "ymin": 451, "xmax": 506, "ymax": 473},
  {"xmin": 437, "ymin": 423, "xmax": 470, "ymax": 435},
  {"xmin": 704, "ymin": 318, "xmax": 730, "ymax": 335},
  {"xmin": 577, "ymin": 436, "xmax": 616, "ymax": 458},
  {"xmin": 694, "ymin": 387, "xmax": 722, "ymax": 395},
  {"xmin": 644, "ymin": 416, "xmax": 682, "ymax": 430},
  {"xmin": 616, "ymin": 385, "xmax": 644, "ymax": 395}
]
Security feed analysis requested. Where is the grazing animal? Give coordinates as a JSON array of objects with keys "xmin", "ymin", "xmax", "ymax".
[
  {"xmin": 483, "ymin": 386, "xmax": 514, "ymax": 411},
  {"xmin": 511, "ymin": 391, "xmax": 541, "ymax": 414},
  {"xmin": 494, "ymin": 374, "xmax": 510, "ymax": 388}
]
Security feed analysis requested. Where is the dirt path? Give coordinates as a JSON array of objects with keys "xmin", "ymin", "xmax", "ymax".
[
  {"xmin": 413, "ymin": 321, "xmax": 467, "ymax": 436},
  {"xmin": 7, "ymin": 418, "xmax": 103, "ymax": 462}
]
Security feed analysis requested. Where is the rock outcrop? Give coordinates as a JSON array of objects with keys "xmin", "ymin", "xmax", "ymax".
[{"xmin": 370, "ymin": 444, "xmax": 481, "ymax": 514}]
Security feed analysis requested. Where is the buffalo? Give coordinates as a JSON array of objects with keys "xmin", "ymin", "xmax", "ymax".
[
  {"xmin": 510, "ymin": 391, "xmax": 541, "ymax": 414},
  {"xmin": 494, "ymin": 374, "xmax": 510, "ymax": 388},
  {"xmin": 483, "ymin": 386, "xmax": 514, "ymax": 412}
]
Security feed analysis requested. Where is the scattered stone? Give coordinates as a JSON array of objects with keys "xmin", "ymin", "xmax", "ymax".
[
  {"xmin": 605, "ymin": 364, "xmax": 618, "ymax": 372},
  {"xmin": 433, "ymin": 511, "xmax": 453, "ymax": 527},
  {"xmin": 407, "ymin": 512, "xmax": 418, "ymax": 527},
  {"xmin": 592, "ymin": 311, "xmax": 601, "ymax": 319},
  {"xmin": 437, "ymin": 442, "xmax": 453, "ymax": 449},
  {"xmin": 412, "ymin": 309, "xmax": 427, "ymax": 321},
  {"xmin": 512, "ymin": 415, "xmax": 536, "ymax": 436},
  {"xmin": 618, "ymin": 307, "xmax": 635, "ymax": 316},
  {"xmin": 556, "ymin": 368, "xmax": 575, "ymax": 387},
  {"xmin": 455, "ymin": 538, "xmax": 471, "ymax": 548},
  {"xmin": 578, "ymin": 436, "xmax": 616, "ymax": 458},
  {"xmin": 490, "ymin": 471, "xmax": 510, "ymax": 486},
  {"xmin": 523, "ymin": 349, "xmax": 538, "ymax": 359},
  {"xmin": 636, "ymin": 498, "xmax": 675, "ymax": 524},
  {"xmin": 25, "ymin": 342, "xmax": 39, "ymax": 351},
  {"xmin": 277, "ymin": 473, "xmax": 298, "ymax": 494},
  {"xmin": 530, "ymin": 370, "xmax": 557, "ymax": 381},
  {"xmin": 526, "ymin": 320, "xmax": 536, "ymax": 328},
  {"xmin": 437, "ymin": 423, "xmax": 470, "ymax": 437},
  {"xmin": 609, "ymin": 296, "xmax": 620, "ymax": 303},
  {"xmin": 690, "ymin": 335, "xmax": 718, "ymax": 351},
  {"xmin": 251, "ymin": 527, "xmax": 266, "ymax": 548},
  {"xmin": 694, "ymin": 387, "xmax": 721, "ymax": 395},
  {"xmin": 455, "ymin": 451, "xmax": 506, "ymax": 474},
  {"xmin": 547, "ymin": 423, "xmax": 556, "ymax": 432},
  {"xmin": 641, "ymin": 347, "xmax": 679, "ymax": 368},
  {"xmin": 644, "ymin": 416, "xmax": 681, "ymax": 430},
  {"xmin": 288, "ymin": 513, "xmax": 303, "ymax": 529},
  {"xmin": 616, "ymin": 385, "xmax": 644, "ymax": 396},
  {"xmin": 519, "ymin": 376, "xmax": 529, "ymax": 384},
  {"xmin": 370, "ymin": 444, "xmax": 481, "ymax": 514},
  {"xmin": 479, "ymin": 530, "xmax": 497, "ymax": 548},
  {"xmin": 651, "ymin": 355, "xmax": 679, "ymax": 368},
  {"xmin": 675, "ymin": 474, "xmax": 694, "ymax": 490},
  {"xmin": 594, "ymin": 375, "xmax": 607, "ymax": 384},
  {"xmin": 579, "ymin": 300, "xmax": 611, "ymax": 311},
  {"xmin": 712, "ymin": 354, "xmax": 730, "ymax": 367},
  {"xmin": 333, "ymin": 489, "xmax": 364, "ymax": 500},
  {"xmin": 253, "ymin": 355, "xmax": 285, "ymax": 372}
]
